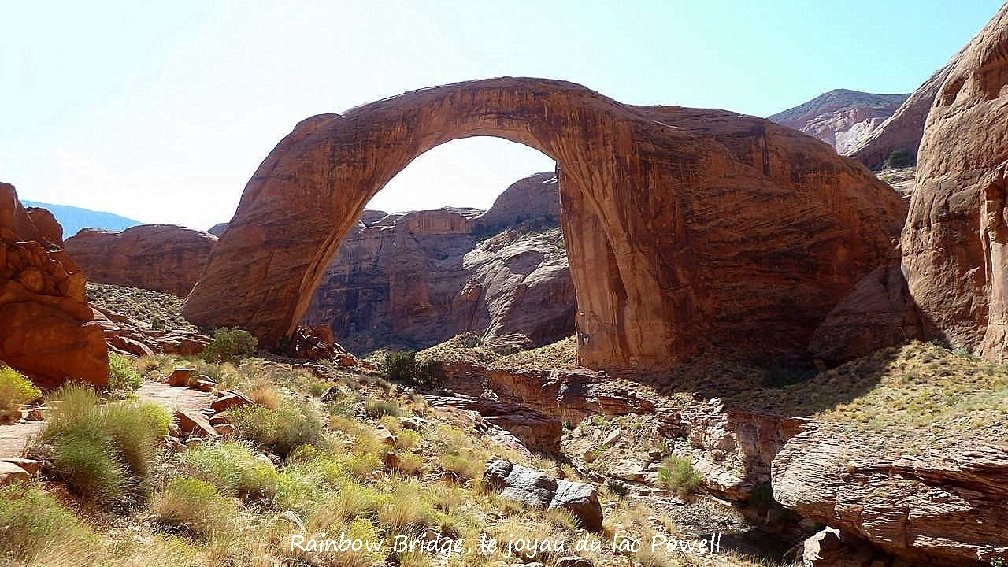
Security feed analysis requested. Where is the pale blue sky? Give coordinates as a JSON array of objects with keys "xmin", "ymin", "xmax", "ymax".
[{"xmin": 1, "ymin": 1, "xmax": 999, "ymax": 230}]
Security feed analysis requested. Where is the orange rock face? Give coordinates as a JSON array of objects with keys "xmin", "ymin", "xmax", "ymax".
[
  {"xmin": 185, "ymin": 78, "xmax": 905, "ymax": 371},
  {"xmin": 902, "ymin": 5, "xmax": 1008, "ymax": 360},
  {"xmin": 66, "ymin": 225, "xmax": 217, "ymax": 297},
  {"xmin": 0, "ymin": 183, "xmax": 108, "ymax": 388}
]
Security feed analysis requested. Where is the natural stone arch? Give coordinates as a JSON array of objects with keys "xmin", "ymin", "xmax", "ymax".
[{"xmin": 184, "ymin": 77, "xmax": 906, "ymax": 371}]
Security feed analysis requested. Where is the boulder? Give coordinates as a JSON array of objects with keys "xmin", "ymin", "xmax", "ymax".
[
  {"xmin": 175, "ymin": 409, "xmax": 218, "ymax": 438},
  {"xmin": 901, "ymin": 5, "xmax": 1008, "ymax": 361},
  {"xmin": 484, "ymin": 458, "xmax": 603, "ymax": 532},
  {"xmin": 801, "ymin": 527, "xmax": 886, "ymax": 567},
  {"xmin": 65, "ymin": 224, "xmax": 217, "ymax": 297},
  {"xmin": 0, "ymin": 461, "xmax": 30, "ymax": 486},
  {"xmin": 772, "ymin": 423, "xmax": 1008, "ymax": 565},
  {"xmin": 210, "ymin": 391, "xmax": 252, "ymax": 413}
]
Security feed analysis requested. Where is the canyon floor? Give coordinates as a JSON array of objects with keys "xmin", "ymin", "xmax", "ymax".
[{"xmin": 3, "ymin": 284, "xmax": 1006, "ymax": 567}]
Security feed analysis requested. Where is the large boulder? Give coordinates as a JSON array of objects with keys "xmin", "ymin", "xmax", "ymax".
[
  {"xmin": 65, "ymin": 224, "xmax": 217, "ymax": 298},
  {"xmin": 484, "ymin": 457, "xmax": 603, "ymax": 531},
  {"xmin": 901, "ymin": 5, "xmax": 1008, "ymax": 360},
  {"xmin": 772, "ymin": 424, "xmax": 1008, "ymax": 565},
  {"xmin": 0, "ymin": 183, "xmax": 108, "ymax": 387}
]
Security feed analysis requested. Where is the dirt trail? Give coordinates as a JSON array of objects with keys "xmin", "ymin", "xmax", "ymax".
[{"xmin": 0, "ymin": 380, "xmax": 213, "ymax": 459}]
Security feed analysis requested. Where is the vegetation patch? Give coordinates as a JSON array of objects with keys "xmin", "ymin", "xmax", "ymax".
[
  {"xmin": 203, "ymin": 327, "xmax": 258, "ymax": 363},
  {"xmin": 0, "ymin": 365, "xmax": 40, "ymax": 422}
]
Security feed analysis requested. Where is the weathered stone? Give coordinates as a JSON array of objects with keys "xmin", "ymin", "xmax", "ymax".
[
  {"xmin": 210, "ymin": 391, "xmax": 251, "ymax": 413},
  {"xmin": 65, "ymin": 225, "xmax": 217, "ymax": 297},
  {"xmin": 1, "ymin": 458, "xmax": 40, "ymax": 476},
  {"xmin": 175, "ymin": 409, "xmax": 218, "ymax": 438},
  {"xmin": 167, "ymin": 367, "xmax": 193, "ymax": 387},
  {"xmin": 902, "ymin": 5, "xmax": 1008, "ymax": 361},
  {"xmin": 772, "ymin": 423, "xmax": 1008, "ymax": 565},
  {"xmin": 184, "ymin": 78, "xmax": 905, "ymax": 372},
  {"xmin": 549, "ymin": 480, "xmax": 603, "ymax": 532},
  {"xmin": 0, "ymin": 461, "xmax": 30, "ymax": 485},
  {"xmin": 801, "ymin": 527, "xmax": 885, "ymax": 567}
]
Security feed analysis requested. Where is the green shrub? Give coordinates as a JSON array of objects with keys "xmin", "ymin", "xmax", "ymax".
[
  {"xmin": 364, "ymin": 398, "xmax": 401, "ymax": 418},
  {"xmin": 884, "ymin": 148, "xmax": 914, "ymax": 169},
  {"xmin": 203, "ymin": 327, "xmax": 258, "ymax": 363},
  {"xmin": 0, "ymin": 364, "xmax": 41, "ymax": 411},
  {"xmin": 382, "ymin": 351, "xmax": 444, "ymax": 388},
  {"xmin": 180, "ymin": 441, "xmax": 278, "ymax": 501},
  {"xmin": 108, "ymin": 352, "xmax": 142, "ymax": 394},
  {"xmin": 657, "ymin": 456, "xmax": 702, "ymax": 497},
  {"xmin": 230, "ymin": 399, "xmax": 322, "ymax": 458},
  {"xmin": 0, "ymin": 483, "xmax": 98, "ymax": 563},
  {"xmin": 39, "ymin": 384, "xmax": 170, "ymax": 503},
  {"xmin": 152, "ymin": 477, "xmax": 236, "ymax": 539}
]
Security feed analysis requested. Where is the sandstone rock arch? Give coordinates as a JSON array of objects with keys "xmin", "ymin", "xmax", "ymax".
[{"xmin": 184, "ymin": 77, "xmax": 906, "ymax": 371}]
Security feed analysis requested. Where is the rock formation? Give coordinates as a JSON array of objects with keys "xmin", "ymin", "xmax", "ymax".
[
  {"xmin": 66, "ymin": 225, "xmax": 217, "ymax": 297},
  {"xmin": 184, "ymin": 77, "xmax": 906, "ymax": 372},
  {"xmin": 0, "ymin": 183, "xmax": 108, "ymax": 387},
  {"xmin": 902, "ymin": 4, "xmax": 1008, "ymax": 360},
  {"xmin": 303, "ymin": 172, "xmax": 575, "ymax": 352},
  {"xmin": 769, "ymin": 89, "xmax": 908, "ymax": 153},
  {"xmin": 773, "ymin": 423, "xmax": 1008, "ymax": 565},
  {"xmin": 848, "ymin": 53, "xmax": 963, "ymax": 170}
]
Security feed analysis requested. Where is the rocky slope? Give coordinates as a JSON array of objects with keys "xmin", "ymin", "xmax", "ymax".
[
  {"xmin": 848, "ymin": 53, "xmax": 964, "ymax": 170},
  {"xmin": 304, "ymin": 172, "xmax": 576, "ymax": 353},
  {"xmin": 769, "ymin": 89, "xmax": 908, "ymax": 153},
  {"xmin": 65, "ymin": 225, "xmax": 218, "ymax": 297},
  {"xmin": 0, "ymin": 183, "xmax": 108, "ymax": 387},
  {"xmin": 902, "ymin": 3, "xmax": 1008, "ymax": 361}
]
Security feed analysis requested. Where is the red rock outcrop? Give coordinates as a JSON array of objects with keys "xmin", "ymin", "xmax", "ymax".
[
  {"xmin": 769, "ymin": 89, "xmax": 908, "ymax": 153},
  {"xmin": 66, "ymin": 225, "xmax": 217, "ymax": 297},
  {"xmin": 0, "ymin": 183, "xmax": 108, "ymax": 388},
  {"xmin": 303, "ymin": 174, "xmax": 575, "ymax": 352},
  {"xmin": 902, "ymin": 5, "xmax": 1008, "ymax": 360},
  {"xmin": 185, "ymin": 78, "xmax": 906, "ymax": 372},
  {"xmin": 772, "ymin": 423, "xmax": 1008, "ymax": 565}
]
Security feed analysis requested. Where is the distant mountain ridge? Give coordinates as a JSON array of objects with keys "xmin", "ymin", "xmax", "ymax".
[
  {"xmin": 22, "ymin": 200, "xmax": 141, "ymax": 237},
  {"xmin": 769, "ymin": 89, "xmax": 909, "ymax": 154}
]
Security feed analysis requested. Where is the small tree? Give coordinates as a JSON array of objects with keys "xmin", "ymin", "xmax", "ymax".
[
  {"xmin": 884, "ymin": 148, "xmax": 914, "ymax": 169},
  {"xmin": 203, "ymin": 328, "xmax": 258, "ymax": 363}
]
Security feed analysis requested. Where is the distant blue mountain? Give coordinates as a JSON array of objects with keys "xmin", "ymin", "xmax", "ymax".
[{"xmin": 22, "ymin": 200, "xmax": 141, "ymax": 238}]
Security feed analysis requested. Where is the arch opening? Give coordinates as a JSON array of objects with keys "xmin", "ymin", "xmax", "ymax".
[{"xmin": 300, "ymin": 136, "xmax": 576, "ymax": 353}]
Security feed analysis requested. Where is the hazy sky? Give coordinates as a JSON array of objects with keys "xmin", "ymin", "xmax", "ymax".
[{"xmin": 1, "ymin": 1, "xmax": 999, "ymax": 231}]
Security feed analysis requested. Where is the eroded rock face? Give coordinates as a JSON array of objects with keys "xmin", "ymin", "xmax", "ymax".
[
  {"xmin": 769, "ymin": 89, "xmax": 908, "ymax": 153},
  {"xmin": 809, "ymin": 260, "xmax": 921, "ymax": 365},
  {"xmin": 185, "ymin": 78, "xmax": 906, "ymax": 371},
  {"xmin": 303, "ymin": 174, "xmax": 575, "ymax": 352},
  {"xmin": 848, "ymin": 53, "xmax": 962, "ymax": 170},
  {"xmin": 66, "ymin": 225, "xmax": 217, "ymax": 298},
  {"xmin": 902, "ymin": 5, "xmax": 1008, "ymax": 360},
  {"xmin": 772, "ymin": 424, "xmax": 1008, "ymax": 565},
  {"xmin": 0, "ymin": 183, "xmax": 108, "ymax": 388}
]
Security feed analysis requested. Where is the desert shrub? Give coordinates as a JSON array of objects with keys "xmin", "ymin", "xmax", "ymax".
[
  {"xmin": 395, "ymin": 428, "xmax": 422, "ymax": 451},
  {"xmin": 108, "ymin": 352, "xmax": 142, "ymax": 394},
  {"xmin": 203, "ymin": 327, "xmax": 258, "ymax": 363},
  {"xmin": 382, "ymin": 351, "xmax": 444, "ymax": 388},
  {"xmin": 0, "ymin": 483, "xmax": 98, "ymax": 563},
  {"xmin": 884, "ymin": 147, "xmax": 914, "ymax": 169},
  {"xmin": 0, "ymin": 365, "xmax": 40, "ymax": 423},
  {"xmin": 180, "ymin": 441, "xmax": 278, "ymax": 501},
  {"xmin": 391, "ymin": 452, "xmax": 425, "ymax": 476},
  {"xmin": 439, "ymin": 451, "xmax": 483, "ymax": 482},
  {"xmin": 230, "ymin": 399, "xmax": 323, "ymax": 458},
  {"xmin": 365, "ymin": 398, "xmax": 401, "ymax": 418},
  {"xmin": 657, "ymin": 456, "xmax": 702, "ymax": 496},
  {"xmin": 152, "ymin": 477, "xmax": 236, "ymax": 539},
  {"xmin": 39, "ymin": 384, "xmax": 169, "ymax": 502}
]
